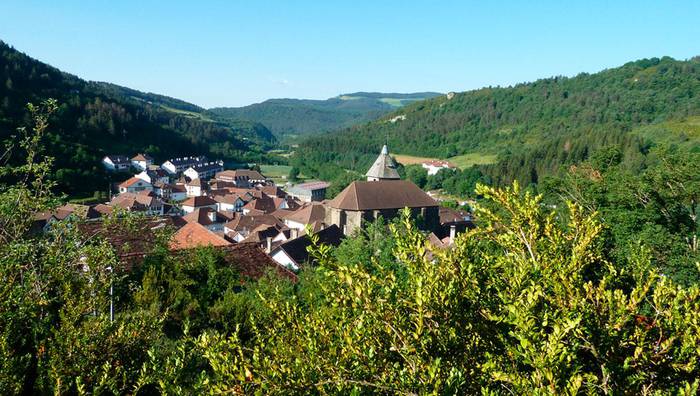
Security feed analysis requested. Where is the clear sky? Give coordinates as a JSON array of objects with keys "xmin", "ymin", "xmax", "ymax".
[{"xmin": 1, "ymin": 1, "xmax": 699, "ymax": 108}]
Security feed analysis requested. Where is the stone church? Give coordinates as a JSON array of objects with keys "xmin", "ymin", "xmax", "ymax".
[{"xmin": 325, "ymin": 145, "xmax": 439, "ymax": 235}]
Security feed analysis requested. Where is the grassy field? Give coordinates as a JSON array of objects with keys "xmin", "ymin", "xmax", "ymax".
[
  {"xmin": 393, "ymin": 154, "xmax": 439, "ymax": 165},
  {"xmin": 260, "ymin": 164, "xmax": 312, "ymax": 184},
  {"xmin": 394, "ymin": 152, "xmax": 498, "ymax": 169},
  {"xmin": 448, "ymin": 153, "xmax": 498, "ymax": 168},
  {"xmin": 631, "ymin": 116, "xmax": 700, "ymax": 147}
]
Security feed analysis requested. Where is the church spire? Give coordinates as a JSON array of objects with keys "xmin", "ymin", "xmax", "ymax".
[{"xmin": 366, "ymin": 144, "xmax": 400, "ymax": 181}]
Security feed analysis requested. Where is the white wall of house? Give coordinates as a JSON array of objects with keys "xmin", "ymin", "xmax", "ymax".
[
  {"xmin": 184, "ymin": 168, "xmax": 200, "ymax": 181},
  {"xmin": 186, "ymin": 184, "xmax": 203, "ymax": 197},
  {"xmin": 131, "ymin": 160, "xmax": 148, "ymax": 171},
  {"xmin": 102, "ymin": 157, "xmax": 129, "ymax": 171},
  {"xmin": 182, "ymin": 203, "xmax": 216, "ymax": 214},
  {"xmin": 270, "ymin": 249, "xmax": 299, "ymax": 271},
  {"xmin": 284, "ymin": 219, "xmax": 306, "ymax": 230},
  {"xmin": 162, "ymin": 161, "xmax": 178, "ymax": 175}
]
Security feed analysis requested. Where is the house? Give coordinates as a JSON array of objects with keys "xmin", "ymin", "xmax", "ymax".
[
  {"xmin": 212, "ymin": 193, "xmax": 247, "ymax": 212},
  {"xmin": 102, "ymin": 155, "xmax": 131, "ymax": 171},
  {"xmin": 259, "ymin": 184, "xmax": 287, "ymax": 198},
  {"xmin": 161, "ymin": 156, "xmax": 208, "ymax": 175},
  {"xmin": 223, "ymin": 214, "xmax": 285, "ymax": 240},
  {"xmin": 215, "ymin": 169, "xmax": 267, "ymax": 187},
  {"xmin": 170, "ymin": 184, "xmax": 188, "ymax": 201},
  {"xmin": 118, "ymin": 177, "xmax": 153, "ymax": 194},
  {"xmin": 135, "ymin": 168, "xmax": 170, "ymax": 185},
  {"xmin": 183, "ymin": 161, "xmax": 224, "ymax": 181},
  {"xmin": 131, "ymin": 153, "xmax": 154, "ymax": 171},
  {"xmin": 326, "ymin": 180, "xmax": 439, "ymax": 235},
  {"xmin": 270, "ymin": 225, "xmax": 344, "ymax": 271},
  {"xmin": 366, "ymin": 145, "xmax": 400, "ymax": 181},
  {"xmin": 282, "ymin": 202, "xmax": 326, "ymax": 231},
  {"xmin": 422, "ymin": 160, "xmax": 457, "ymax": 176},
  {"xmin": 241, "ymin": 194, "xmax": 277, "ymax": 215},
  {"xmin": 181, "ymin": 196, "xmax": 218, "ymax": 214},
  {"xmin": 169, "ymin": 222, "xmax": 231, "ymax": 250},
  {"xmin": 286, "ymin": 181, "xmax": 330, "ymax": 202},
  {"xmin": 182, "ymin": 207, "xmax": 234, "ymax": 232},
  {"xmin": 185, "ymin": 178, "xmax": 208, "ymax": 197},
  {"xmin": 109, "ymin": 191, "xmax": 164, "ymax": 215},
  {"xmin": 437, "ymin": 207, "xmax": 475, "ymax": 239}
]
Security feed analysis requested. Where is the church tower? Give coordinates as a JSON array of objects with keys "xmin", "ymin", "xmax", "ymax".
[{"xmin": 365, "ymin": 144, "xmax": 401, "ymax": 181}]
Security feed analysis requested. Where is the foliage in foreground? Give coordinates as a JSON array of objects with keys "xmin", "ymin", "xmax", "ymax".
[{"xmin": 139, "ymin": 184, "xmax": 700, "ymax": 395}]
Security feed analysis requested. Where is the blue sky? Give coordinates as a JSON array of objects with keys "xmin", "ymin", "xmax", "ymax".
[{"xmin": 1, "ymin": 1, "xmax": 699, "ymax": 108}]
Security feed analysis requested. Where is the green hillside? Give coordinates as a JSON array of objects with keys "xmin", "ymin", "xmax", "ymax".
[
  {"xmin": 0, "ymin": 41, "xmax": 275, "ymax": 196},
  {"xmin": 294, "ymin": 56, "xmax": 700, "ymax": 186},
  {"xmin": 207, "ymin": 92, "xmax": 441, "ymax": 139}
]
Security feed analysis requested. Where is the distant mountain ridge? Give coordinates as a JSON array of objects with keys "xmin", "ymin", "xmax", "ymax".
[{"xmin": 207, "ymin": 91, "xmax": 441, "ymax": 138}]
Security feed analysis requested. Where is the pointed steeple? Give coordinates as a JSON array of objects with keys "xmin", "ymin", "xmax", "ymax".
[{"xmin": 366, "ymin": 145, "xmax": 401, "ymax": 181}]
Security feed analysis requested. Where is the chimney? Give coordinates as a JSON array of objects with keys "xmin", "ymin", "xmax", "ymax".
[
  {"xmin": 265, "ymin": 237, "xmax": 272, "ymax": 253},
  {"xmin": 449, "ymin": 225, "xmax": 456, "ymax": 245},
  {"xmin": 291, "ymin": 228, "xmax": 299, "ymax": 239}
]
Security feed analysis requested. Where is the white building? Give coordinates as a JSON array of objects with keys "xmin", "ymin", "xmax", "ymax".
[
  {"xmin": 286, "ymin": 181, "xmax": 330, "ymax": 202},
  {"xmin": 421, "ymin": 160, "xmax": 457, "ymax": 176},
  {"xmin": 102, "ymin": 155, "xmax": 131, "ymax": 171},
  {"xmin": 161, "ymin": 156, "xmax": 208, "ymax": 175},
  {"xmin": 131, "ymin": 153, "xmax": 154, "ymax": 171},
  {"xmin": 135, "ymin": 169, "xmax": 170, "ymax": 185},
  {"xmin": 183, "ymin": 161, "xmax": 224, "ymax": 181},
  {"xmin": 118, "ymin": 177, "xmax": 153, "ymax": 194}
]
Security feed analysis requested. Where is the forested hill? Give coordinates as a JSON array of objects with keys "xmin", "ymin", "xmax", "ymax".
[
  {"xmin": 0, "ymin": 41, "xmax": 275, "ymax": 195},
  {"xmin": 295, "ymin": 56, "xmax": 700, "ymax": 185},
  {"xmin": 207, "ymin": 92, "xmax": 441, "ymax": 139}
]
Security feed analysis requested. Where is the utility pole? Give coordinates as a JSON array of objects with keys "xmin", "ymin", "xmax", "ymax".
[{"xmin": 107, "ymin": 266, "xmax": 113, "ymax": 323}]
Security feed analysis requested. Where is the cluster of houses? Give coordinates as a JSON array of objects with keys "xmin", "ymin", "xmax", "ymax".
[{"xmin": 36, "ymin": 146, "xmax": 473, "ymax": 280}]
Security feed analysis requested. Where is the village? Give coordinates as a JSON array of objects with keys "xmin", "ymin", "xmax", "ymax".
[{"xmin": 34, "ymin": 146, "xmax": 473, "ymax": 276}]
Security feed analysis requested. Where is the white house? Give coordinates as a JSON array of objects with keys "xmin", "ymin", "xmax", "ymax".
[
  {"xmin": 185, "ymin": 178, "xmax": 207, "ymax": 197},
  {"xmin": 102, "ymin": 155, "xmax": 131, "ymax": 171},
  {"xmin": 181, "ymin": 196, "xmax": 217, "ymax": 214},
  {"xmin": 215, "ymin": 169, "xmax": 267, "ymax": 187},
  {"xmin": 421, "ymin": 160, "xmax": 457, "ymax": 176},
  {"xmin": 213, "ymin": 193, "xmax": 247, "ymax": 212},
  {"xmin": 183, "ymin": 161, "xmax": 224, "ymax": 181},
  {"xmin": 118, "ymin": 177, "xmax": 153, "ymax": 194},
  {"xmin": 131, "ymin": 153, "xmax": 154, "ymax": 171},
  {"xmin": 161, "ymin": 156, "xmax": 208, "ymax": 175},
  {"xmin": 135, "ymin": 169, "xmax": 170, "ymax": 185}
]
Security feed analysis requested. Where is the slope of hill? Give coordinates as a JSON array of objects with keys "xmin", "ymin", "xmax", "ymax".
[
  {"xmin": 207, "ymin": 92, "xmax": 441, "ymax": 138},
  {"xmin": 294, "ymin": 56, "xmax": 700, "ymax": 186},
  {"xmin": 0, "ymin": 41, "xmax": 275, "ymax": 196}
]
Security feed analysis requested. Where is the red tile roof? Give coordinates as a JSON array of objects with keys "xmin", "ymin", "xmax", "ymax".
[
  {"xmin": 170, "ymin": 222, "xmax": 231, "ymax": 249},
  {"xmin": 119, "ymin": 177, "xmax": 150, "ymax": 188}
]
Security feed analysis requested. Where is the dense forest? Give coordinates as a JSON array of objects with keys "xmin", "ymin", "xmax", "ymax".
[
  {"xmin": 293, "ymin": 56, "xmax": 700, "ymax": 188},
  {"xmin": 208, "ymin": 92, "xmax": 441, "ymax": 139},
  {"xmin": 0, "ymin": 41, "xmax": 276, "ymax": 196},
  {"xmin": 1, "ymin": 106, "xmax": 699, "ymax": 394}
]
